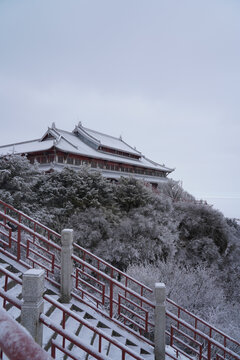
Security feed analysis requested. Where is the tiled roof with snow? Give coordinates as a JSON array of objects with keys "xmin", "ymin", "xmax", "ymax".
[
  {"xmin": 81, "ymin": 126, "xmax": 141, "ymax": 156},
  {"xmin": 0, "ymin": 124, "xmax": 174, "ymax": 173},
  {"xmin": 0, "ymin": 139, "xmax": 55, "ymax": 155}
]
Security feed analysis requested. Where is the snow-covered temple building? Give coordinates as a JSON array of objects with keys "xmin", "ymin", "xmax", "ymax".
[{"xmin": 0, "ymin": 122, "xmax": 174, "ymax": 186}]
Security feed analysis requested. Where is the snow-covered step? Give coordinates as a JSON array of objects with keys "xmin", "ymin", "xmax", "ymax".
[
  {"xmin": 4, "ymin": 303, "xmax": 21, "ymax": 320},
  {"xmin": 0, "ymin": 258, "xmax": 186, "ymax": 360},
  {"xmin": 43, "ymin": 304, "xmax": 65, "ymax": 350},
  {"xmin": 91, "ymin": 333, "xmax": 111, "ymax": 357},
  {"xmin": 107, "ymin": 342, "xmax": 137, "ymax": 360},
  {"xmin": 96, "ymin": 321, "xmax": 113, "ymax": 336},
  {"xmin": 4, "ymin": 283, "xmax": 22, "ymax": 298},
  {"xmin": 70, "ymin": 324, "xmax": 96, "ymax": 359},
  {"xmin": 84, "ymin": 312, "xmax": 99, "ymax": 326},
  {"xmin": 0, "ymin": 262, "xmax": 10, "ymax": 269}
]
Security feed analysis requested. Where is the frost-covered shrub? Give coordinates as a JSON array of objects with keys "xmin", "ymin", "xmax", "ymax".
[
  {"xmin": 126, "ymin": 261, "xmax": 224, "ymax": 317},
  {"xmin": 176, "ymin": 202, "xmax": 229, "ymax": 263},
  {"xmin": 113, "ymin": 177, "xmax": 153, "ymax": 212},
  {"xmin": 35, "ymin": 166, "xmax": 114, "ymax": 210},
  {"xmin": 0, "ymin": 155, "xmax": 39, "ymax": 213},
  {"xmin": 158, "ymin": 179, "xmax": 195, "ymax": 202}
]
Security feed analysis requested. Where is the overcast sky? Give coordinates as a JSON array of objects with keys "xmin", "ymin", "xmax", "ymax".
[{"xmin": 0, "ymin": 0, "xmax": 240, "ymax": 218}]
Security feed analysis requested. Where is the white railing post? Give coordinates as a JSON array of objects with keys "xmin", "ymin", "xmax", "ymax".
[
  {"xmin": 154, "ymin": 282, "xmax": 166, "ymax": 360},
  {"xmin": 21, "ymin": 269, "xmax": 45, "ymax": 346},
  {"xmin": 60, "ymin": 229, "xmax": 73, "ymax": 303}
]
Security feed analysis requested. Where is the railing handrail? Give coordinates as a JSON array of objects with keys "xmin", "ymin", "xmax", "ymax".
[
  {"xmin": 72, "ymin": 253, "xmax": 154, "ymax": 308},
  {"xmin": 1, "ymin": 201, "xmax": 240, "ymax": 359},
  {"xmin": 0, "ymin": 288, "xmax": 22, "ymax": 309},
  {"xmin": 73, "ymin": 242, "xmax": 153, "ymax": 293},
  {"xmin": 166, "ymin": 310, "xmax": 240, "ymax": 360},
  {"xmin": 43, "ymin": 294, "xmax": 145, "ymax": 360},
  {"xmin": 167, "ymin": 298, "xmax": 240, "ymax": 348},
  {"xmin": 0, "ymin": 210, "xmax": 61, "ymax": 251},
  {"xmin": 0, "ymin": 271, "xmax": 145, "ymax": 360},
  {"xmin": 0, "ymin": 265, "xmax": 23, "ymax": 285},
  {"xmin": 50, "ymin": 339, "xmax": 109, "ymax": 360},
  {"xmin": 0, "ymin": 199, "xmax": 60, "ymax": 237}
]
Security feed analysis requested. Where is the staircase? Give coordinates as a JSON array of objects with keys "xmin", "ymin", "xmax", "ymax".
[
  {"xmin": 0, "ymin": 257, "xmax": 169, "ymax": 360},
  {"xmin": 0, "ymin": 200, "xmax": 239, "ymax": 360}
]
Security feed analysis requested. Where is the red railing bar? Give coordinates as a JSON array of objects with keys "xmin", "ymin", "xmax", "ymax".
[
  {"xmin": 73, "ymin": 243, "xmax": 152, "ymax": 293},
  {"xmin": 0, "ymin": 211, "xmax": 61, "ymax": 252},
  {"xmin": 27, "ymin": 239, "xmax": 56, "ymax": 259},
  {"xmin": 40, "ymin": 315, "xmax": 111, "ymax": 360},
  {"xmin": 170, "ymin": 344, "xmax": 195, "ymax": 360},
  {"xmin": 119, "ymin": 294, "xmax": 149, "ymax": 314},
  {"xmin": 76, "ymin": 268, "xmax": 105, "ymax": 288},
  {"xmin": 73, "ymin": 285, "xmax": 104, "ymax": 308},
  {"xmin": 170, "ymin": 327, "xmax": 202, "ymax": 357},
  {"xmin": 51, "ymin": 340, "xmax": 80, "ymax": 360},
  {"xmin": 41, "ymin": 297, "xmax": 145, "ymax": 360},
  {"xmin": 27, "ymin": 246, "xmax": 54, "ymax": 265},
  {"xmin": 0, "ymin": 288, "xmax": 22, "ymax": 309},
  {"xmin": 118, "ymin": 313, "xmax": 146, "ymax": 333},
  {"xmin": 0, "ymin": 266, "xmax": 22, "ymax": 285},
  {"xmin": 0, "ymin": 200, "xmax": 60, "ymax": 238},
  {"xmin": 171, "ymin": 325, "xmax": 202, "ymax": 347},
  {"xmin": 167, "ymin": 298, "xmax": 239, "ymax": 347},
  {"xmin": 76, "ymin": 277, "xmax": 104, "ymax": 298},
  {"xmin": 71, "ymin": 292, "xmax": 154, "ymax": 346},
  {"xmin": 119, "ymin": 303, "xmax": 147, "ymax": 325},
  {"xmin": 165, "ymin": 350, "xmax": 178, "ymax": 360},
  {"xmin": 72, "ymin": 254, "xmax": 154, "ymax": 308},
  {"xmin": 166, "ymin": 311, "xmax": 240, "ymax": 359}
]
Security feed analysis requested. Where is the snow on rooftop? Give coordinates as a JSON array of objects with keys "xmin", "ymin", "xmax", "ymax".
[
  {"xmin": 82, "ymin": 126, "xmax": 141, "ymax": 155},
  {"xmin": 0, "ymin": 139, "xmax": 54, "ymax": 156},
  {"xmin": 0, "ymin": 124, "xmax": 174, "ymax": 173}
]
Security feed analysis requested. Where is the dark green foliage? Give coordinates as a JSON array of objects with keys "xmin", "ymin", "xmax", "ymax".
[
  {"xmin": 35, "ymin": 166, "xmax": 114, "ymax": 210},
  {"xmin": 177, "ymin": 203, "xmax": 229, "ymax": 263},
  {"xmin": 114, "ymin": 177, "xmax": 153, "ymax": 212}
]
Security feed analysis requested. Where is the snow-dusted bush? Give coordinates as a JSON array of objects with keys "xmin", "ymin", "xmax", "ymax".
[
  {"xmin": 0, "ymin": 155, "xmax": 39, "ymax": 213},
  {"xmin": 114, "ymin": 177, "xmax": 153, "ymax": 212},
  {"xmin": 176, "ymin": 202, "xmax": 229, "ymax": 263},
  {"xmin": 126, "ymin": 261, "xmax": 240, "ymax": 342},
  {"xmin": 158, "ymin": 179, "xmax": 195, "ymax": 202}
]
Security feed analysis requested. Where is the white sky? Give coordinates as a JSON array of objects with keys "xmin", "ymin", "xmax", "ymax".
[{"xmin": 0, "ymin": 0, "xmax": 240, "ymax": 218}]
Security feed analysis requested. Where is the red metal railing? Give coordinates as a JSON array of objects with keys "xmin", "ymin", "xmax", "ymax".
[
  {"xmin": 50, "ymin": 339, "xmax": 109, "ymax": 360},
  {"xmin": 72, "ymin": 249, "xmax": 155, "ymax": 340},
  {"xmin": 167, "ymin": 315, "xmax": 240, "ymax": 360},
  {"xmin": 0, "ymin": 200, "xmax": 61, "ymax": 288},
  {"xmin": 0, "ymin": 266, "xmax": 145, "ymax": 360},
  {"xmin": 0, "ymin": 200, "xmax": 240, "ymax": 360},
  {"xmin": 166, "ymin": 299, "xmax": 240, "ymax": 359},
  {"xmin": 41, "ymin": 295, "xmax": 145, "ymax": 360}
]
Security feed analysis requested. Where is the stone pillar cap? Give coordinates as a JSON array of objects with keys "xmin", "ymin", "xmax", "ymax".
[
  {"xmin": 155, "ymin": 282, "xmax": 165, "ymax": 288},
  {"xmin": 24, "ymin": 269, "xmax": 45, "ymax": 277}
]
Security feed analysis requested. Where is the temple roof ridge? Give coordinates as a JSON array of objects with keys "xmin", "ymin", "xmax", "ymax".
[
  {"xmin": 83, "ymin": 126, "xmax": 122, "ymax": 143},
  {"xmin": 81, "ymin": 125, "xmax": 141, "ymax": 156},
  {"xmin": 0, "ymin": 138, "xmax": 40, "ymax": 149},
  {"xmin": 74, "ymin": 124, "xmax": 100, "ymax": 146},
  {"xmin": 143, "ymin": 155, "xmax": 175, "ymax": 172}
]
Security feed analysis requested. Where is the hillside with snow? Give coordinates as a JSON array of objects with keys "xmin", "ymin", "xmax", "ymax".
[{"xmin": 0, "ymin": 154, "xmax": 239, "ymax": 342}]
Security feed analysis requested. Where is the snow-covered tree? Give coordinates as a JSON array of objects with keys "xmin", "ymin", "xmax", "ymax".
[{"xmin": 0, "ymin": 155, "xmax": 39, "ymax": 213}]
